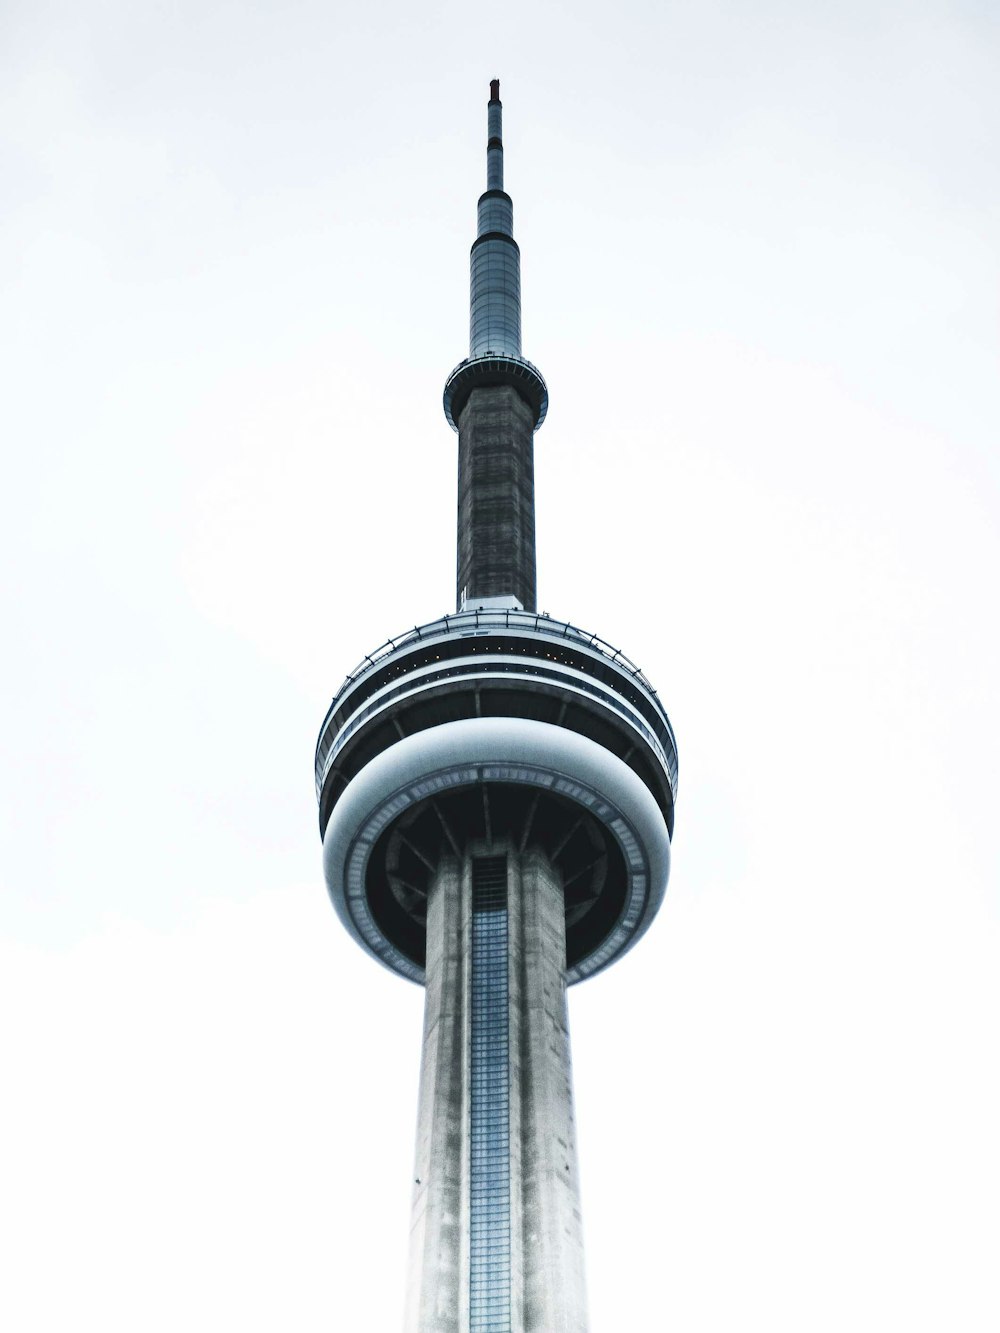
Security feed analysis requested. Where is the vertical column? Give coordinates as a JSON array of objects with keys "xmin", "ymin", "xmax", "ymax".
[
  {"xmin": 456, "ymin": 386, "xmax": 537, "ymax": 612},
  {"xmin": 514, "ymin": 848, "xmax": 589, "ymax": 1333},
  {"xmin": 404, "ymin": 857, "xmax": 469, "ymax": 1333}
]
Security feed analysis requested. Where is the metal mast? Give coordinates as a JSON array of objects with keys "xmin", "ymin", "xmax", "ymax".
[{"xmin": 445, "ymin": 78, "xmax": 548, "ymax": 614}]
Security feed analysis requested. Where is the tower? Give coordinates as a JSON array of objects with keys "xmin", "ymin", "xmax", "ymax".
[{"xmin": 316, "ymin": 81, "xmax": 678, "ymax": 1332}]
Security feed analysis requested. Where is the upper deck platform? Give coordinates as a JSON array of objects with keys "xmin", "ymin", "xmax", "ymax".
[{"xmin": 316, "ymin": 608, "xmax": 678, "ymax": 839}]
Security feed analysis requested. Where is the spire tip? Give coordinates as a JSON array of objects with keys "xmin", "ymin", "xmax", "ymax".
[{"xmin": 490, "ymin": 78, "xmax": 500, "ymax": 103}]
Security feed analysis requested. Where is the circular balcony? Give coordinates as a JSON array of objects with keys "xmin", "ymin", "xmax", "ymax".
[
  {"xmin": 316, "ymin": 609, "xmax": 678, "ymax": 986},
  {"xmin": 443, "ymin": 355, "xmax": 548, "ymax": 431}
]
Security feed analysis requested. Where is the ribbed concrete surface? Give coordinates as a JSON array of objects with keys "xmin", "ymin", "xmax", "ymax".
[
  {"xmin": 515, "ymin": 850, "xmax": 588, "ymax": 1331},
  {"xmin": 405, "ymin": 857, "xmax": 469, "ymax": 1332},
  {"xmin": 456, "ymin": 386, "xmax": 536, "ymax": 612}
]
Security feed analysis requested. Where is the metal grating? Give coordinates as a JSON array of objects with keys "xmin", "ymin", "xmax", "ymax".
[{"xmin": 470, "ymin": 855, "xmax": 511, "ymax": 1331}]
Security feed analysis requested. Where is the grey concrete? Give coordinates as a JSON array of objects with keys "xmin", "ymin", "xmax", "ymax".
[
  {"xmin": 405, "ymin": 856, "xmax": 470, "ymax": 1333},
  {"xmin": 515, "ymin": 849, "xmax": 588, "ymax": 1331},
  {"xmin": 403, "ymin": 841, "xmax": 588, "ymax": 1332},
  {"xmin": 456, "ymin": 385, "xmax": 537, "ymax": 612}
]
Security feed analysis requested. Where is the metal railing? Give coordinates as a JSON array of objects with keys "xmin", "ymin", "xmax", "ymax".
[
  {"xmin": 315, "ymin": 658, "xmax": 677, "ymax": 801},
  {"xmin": 335, "ymin": 609, "xmax": 660, "ymax": 699}
]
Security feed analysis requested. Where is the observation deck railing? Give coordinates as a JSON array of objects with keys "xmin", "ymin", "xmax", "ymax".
[
  {"xmin": 337, "ymin": 609, "xmax": 660, "ymax": 697},
  {"xmin": 316, "ymin": 609, "xmax": 678, "ymax": 795},
  {"xmin": 316, "ymin": 659, "xmax": 677, "ymax": 803}
]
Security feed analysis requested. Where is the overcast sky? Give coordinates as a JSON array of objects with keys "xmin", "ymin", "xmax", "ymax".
[{"xmin": 2, "ymin": 1, "xmax": 998, "ymax": 1329}]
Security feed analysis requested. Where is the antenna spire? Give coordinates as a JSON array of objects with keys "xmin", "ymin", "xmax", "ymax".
[
  {"xmin": 442, "ymin": 81, "xmax": 549, "ymax": 611},
  {"xmin": 488, "ymin": 79, "xmax": 503, "ymax": 190}
]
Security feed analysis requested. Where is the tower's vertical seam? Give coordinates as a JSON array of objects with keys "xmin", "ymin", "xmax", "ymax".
[{"xmin": 469, "ymin": 855, "xmax": 512, "ymax": 1330}]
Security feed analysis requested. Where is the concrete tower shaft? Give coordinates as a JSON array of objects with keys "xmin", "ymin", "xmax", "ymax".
[{"xmin": 456, "ymin": 383, "xmax": 536, "ymax": 612}]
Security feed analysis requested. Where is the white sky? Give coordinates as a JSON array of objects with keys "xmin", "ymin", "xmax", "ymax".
[{"xmin": 2, "ymin": 1, "xmax": 998, "ymax": 1329}]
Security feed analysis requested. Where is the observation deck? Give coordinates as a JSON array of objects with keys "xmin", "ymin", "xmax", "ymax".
[
  {"xmin": 317, "ymin": 608, "xmax": 677, "ymax": 985},
  {"xmin": 443, "ymin": 354, "xmax": 549, "ymax": 431}
]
